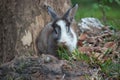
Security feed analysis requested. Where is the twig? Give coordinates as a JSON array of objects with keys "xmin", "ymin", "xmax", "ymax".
[{"xmin": 61, "ymin": 74, "xmax": 65, "ymax": 80}]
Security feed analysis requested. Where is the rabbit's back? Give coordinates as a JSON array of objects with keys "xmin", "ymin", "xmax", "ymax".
[{"xmin": 36, "ymin": 23, "xmax": 58, "ymax": 56}]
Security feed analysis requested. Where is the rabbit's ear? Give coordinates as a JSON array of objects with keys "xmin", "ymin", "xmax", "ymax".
[
  {"xmin": 63, "ymin": 4, "xmax": 78, "ymax": 22},
  {"xmin": 47, "ymin": 6, "xmax": 58, "ymax": 20}
]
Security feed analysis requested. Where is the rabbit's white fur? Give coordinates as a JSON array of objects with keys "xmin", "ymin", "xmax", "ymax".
[{"xmin": 56, "ymin": 20, "xmax": 77, "ymax": 52}]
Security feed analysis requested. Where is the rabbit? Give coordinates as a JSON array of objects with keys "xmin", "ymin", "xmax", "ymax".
[{"xmin": 36, "ymin": 4, "xmax": 78, "ymax": 57}]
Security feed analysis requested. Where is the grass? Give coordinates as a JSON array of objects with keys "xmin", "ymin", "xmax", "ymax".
[
  {"xmin": 57, "ymin": 47, "xmax": 90, "ymax": 62},
  {"xmin": 57, "ymin": 48, "xmax": 120, "ymax": 79},
  {"xmin": 71, "ymin": 0, "xmax": 120, "ymax": 30}
]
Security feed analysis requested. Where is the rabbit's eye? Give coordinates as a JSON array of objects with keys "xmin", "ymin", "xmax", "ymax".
[
  {"xmin": 53, "ymin": 24, "xmax": 61, "ymax": 34},
  {"xmin": 66, "ymin": 22, "xmax": 70, "ymax": 32},
  {"xmin": 54, "ymin": 27, "xmax": 58, "ymax": 34},
  {"xmin": 52, "ymin": 23, "xmax": 58, "ymax": 34},
  {"xmin": 53, "ymin": 25, "xmax": 61, "ymax": 40}
]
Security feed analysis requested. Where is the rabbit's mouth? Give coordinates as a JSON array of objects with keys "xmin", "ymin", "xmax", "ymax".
[
  {"xmin": 58, "ymin": 41, "xmax": 66, "ymax": 46},
  {"xmin": 57, "ymin": 42, "xmax": 68, "ymax": 49},
  {"xmin": 58, "ymin": 44, "xmax": 68, "ymax": 50}
]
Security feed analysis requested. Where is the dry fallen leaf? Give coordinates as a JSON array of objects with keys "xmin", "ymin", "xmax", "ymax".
[
  {"xmin": 77, "ymin": 40, "xmax": 83, "ymax": 47},
  {"xmin": 79, "ymin": 33, "xmax": 88, "ymax": 41},
  {"xmin": 104, "ymin": 42, "xmax": 116, "ymax": 49},
  {"xmin": 86, "ymin": 37, "xmax": 96, "ymax": 44},
  {"xmin": 78, "ymin": 47, "xmax": 93, "ymax": 56}
]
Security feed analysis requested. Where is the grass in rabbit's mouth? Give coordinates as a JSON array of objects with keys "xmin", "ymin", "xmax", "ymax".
[
  {"xmin": 57, "ymin": 47, "xmax": 90, "ymax": 61},
  {"xmin": 57, "ymin": 46, "xmax": 70, "ymax": 60}
]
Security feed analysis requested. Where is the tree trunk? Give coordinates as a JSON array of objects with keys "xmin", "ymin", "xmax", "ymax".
[{"xmin": 0, "ymin": 0, "xmax": 71, "ymax": 63}]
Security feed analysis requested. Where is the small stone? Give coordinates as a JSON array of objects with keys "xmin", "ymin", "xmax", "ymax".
[{"xmin": 44, "ymin": 56, "xmax": 52, "ymax": 63}]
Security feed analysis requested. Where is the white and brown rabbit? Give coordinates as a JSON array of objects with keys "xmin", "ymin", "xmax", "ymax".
[{"xmin": 36, "ymin": 4, "xmax": 78, "ymax": 57}]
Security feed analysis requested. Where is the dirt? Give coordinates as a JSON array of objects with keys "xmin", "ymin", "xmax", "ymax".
[{"xmin": 0, "ymin": 54, "xmax": 94, "ymax": 80}]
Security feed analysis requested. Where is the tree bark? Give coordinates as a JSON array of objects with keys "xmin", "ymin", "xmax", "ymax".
[{"xmin": 0, "ymin": 0, "xmax": 71, "ymax": 63}]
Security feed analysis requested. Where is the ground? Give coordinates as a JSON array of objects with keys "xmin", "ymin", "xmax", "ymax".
[{"xmin": 0, "ymin": 25, "xmax": 119, "ymax": 80}]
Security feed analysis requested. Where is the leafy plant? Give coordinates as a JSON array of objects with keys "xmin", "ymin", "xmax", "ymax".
[{"xmin": 93, "ymin": 0, "xmax": 120, "ymax": 25}]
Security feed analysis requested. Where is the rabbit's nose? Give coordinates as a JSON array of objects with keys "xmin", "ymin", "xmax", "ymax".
[{"xmin": 61, "ymin": 41, "xmax": 66, "ymax": 44}]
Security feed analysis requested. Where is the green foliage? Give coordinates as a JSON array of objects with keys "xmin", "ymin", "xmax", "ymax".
[
  {"xmin": 100, "ymin": 59, "xmax": 120, "ymax": 78},
  {"xmin": 72, "ymin": 49, "xmax": 90, "ymax": 62},
  {"xmin": 92, "ymin": 0, "xmax": 118, "ymax": 24},
  {"xmin": 71, "ymin": 0, "xmax": 120, "ymax": 30},
  {"xmin": 57, "ymin": 48, "xmax": 90, "ymax": 62},
  {"xmin": 115, "ymin": 0, "xmax": 120, "ymax": 5},
  {"xmin": 93, "ymin": 3, "xmax": 111, "ymax": 11},
  {"xmin": 104, "ymin": 49, "xmax": 112, "ymax": 56},
  {"xmin": 57, "ymin": 46, "xmax": 70, "ymax": 60},
  {"xmin": 6, "ymin": 75, "xmax": 14, "ymax": 80}
]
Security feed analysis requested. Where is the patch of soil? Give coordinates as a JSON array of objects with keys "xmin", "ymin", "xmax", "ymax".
[{"xmin": 0, "ymin": 54, "xmax": 94, "ymax": 80}]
